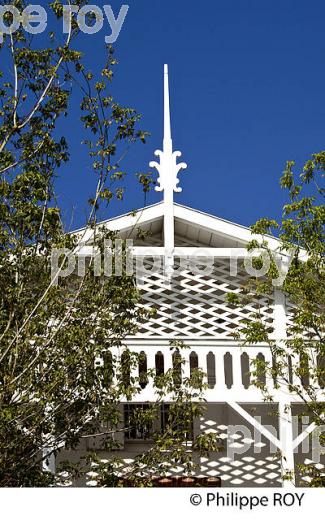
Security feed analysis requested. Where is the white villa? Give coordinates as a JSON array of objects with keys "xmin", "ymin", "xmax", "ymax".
[{"xmin": 57, "ymin": 65, "xmax": 324, "ymax": 488}]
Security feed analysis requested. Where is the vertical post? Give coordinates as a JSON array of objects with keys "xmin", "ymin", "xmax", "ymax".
[
  {"xmin": 279, "ymin": 400, "xmax": 296, "ymax": 487},
  {"xmin": 273, "ymin": 288, "xmax": 287, "ymax": 342},
  {"xmin": 273, "ymin": 288, "xmax": 295, "ymax": 487},
  {"xmin": 163, "ymin": 197, "xmax": 174, "ymax": 281},
  {"xmin": 42, "ymin": 447, "xmax": 56, "ymax": 474},
  {"xmin": 273, "ymin": 287, "xmax": 295, "ymax": 486},
  {"xmin": 42, "ymin": 404, "xmax": 56, "ymax": 476}
]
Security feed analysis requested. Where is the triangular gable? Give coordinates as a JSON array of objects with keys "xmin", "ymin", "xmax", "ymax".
[{"xmin": 73, "ymin": 201, "xmax": 281, "ymax": 251}]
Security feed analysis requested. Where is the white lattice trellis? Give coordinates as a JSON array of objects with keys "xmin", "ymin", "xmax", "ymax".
[{"xmin": 135, "ymin": 258, "xmax": 274, "ymax": 339}]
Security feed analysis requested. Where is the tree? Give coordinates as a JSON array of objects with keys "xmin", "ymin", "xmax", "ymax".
[
  {"xmin": 81, "ymin": 343, "xmax": 222, "ymax": 488},
  {"xmin": 0, "ymin": 1, "xmax": 219, "ymax": 486},
  {"xmin": 229, "ymin": 152, "xmax": 325, "ymax": 486}
]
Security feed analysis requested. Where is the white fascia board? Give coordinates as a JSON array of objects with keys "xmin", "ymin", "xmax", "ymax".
[
  {"xmin": 72, "ymin": 202, "xmax": 164, "ymax": 244},
  {"xmin": 132, "ymin": 247, "xmax": 259, "ymax": 257},
  {"xmin": 101, "ymin": 202, "xmax": 164, "ymax": 232},
  {"xmin": 173, "ymin": 204, "xmax": 281, "ymax": 251},
  {"xmin": 77, "ymin": 246, "xmax": 263, "ymax": 258}
]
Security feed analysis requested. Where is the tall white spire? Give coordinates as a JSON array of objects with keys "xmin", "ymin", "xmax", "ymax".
[
  {"xmin": 163, "ymin": 64, "xmax": 172, "ymax": 152},
  {"xmin": 149, "ymin": 64, "xmax": 187, "ymax": 203},
  {"xmin": 149, "ymin": 65, "xmax": 187, "ymax": 280}
]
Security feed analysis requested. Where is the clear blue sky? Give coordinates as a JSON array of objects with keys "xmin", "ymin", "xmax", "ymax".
[{"xmin": 52, "ymin": 0, "xmax": 325, "ymax": 229}]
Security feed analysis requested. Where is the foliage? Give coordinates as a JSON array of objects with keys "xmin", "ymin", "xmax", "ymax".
[{"xmin": 0, "ymin": 1, "xmax": 219, "ymax": 486}]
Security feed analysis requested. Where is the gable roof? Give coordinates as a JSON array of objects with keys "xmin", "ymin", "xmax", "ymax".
[{"xmin": 73, "ymin": 201, "xmax": 282, "ymax": 251}]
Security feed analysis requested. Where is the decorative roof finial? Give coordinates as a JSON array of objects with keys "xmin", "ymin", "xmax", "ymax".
[{"xmin": 149, "ymin": 64, "xmax": 187, "ymax": 201}]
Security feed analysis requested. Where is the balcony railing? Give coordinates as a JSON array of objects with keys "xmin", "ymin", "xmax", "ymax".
[{"xmin": 106, "ymin": 345, "xmax": 324, "ymax": 403}]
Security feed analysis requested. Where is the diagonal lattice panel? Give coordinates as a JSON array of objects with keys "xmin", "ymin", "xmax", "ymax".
[{"xmin": 135, "ymin": 258, "xmax": 274, "ymax": 338}]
